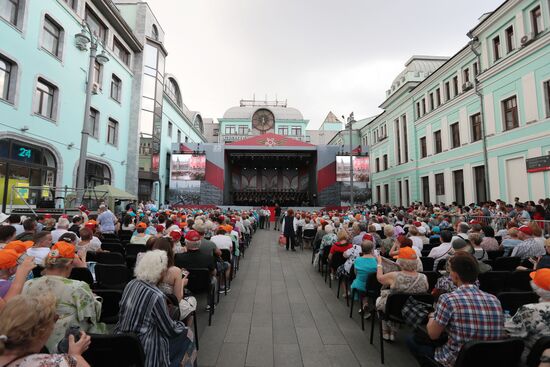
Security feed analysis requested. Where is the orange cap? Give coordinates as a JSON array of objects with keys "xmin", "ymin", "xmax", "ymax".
[
  {"xmin": 4, "ymin": 240, "xmax": 34, "ymax": 254},
  {"xmin": 0, "ymin": 249, "xmax": 20, "ymax": 269},
  {"xmin": 136, "ymin": 222, "xmax": 147, "ymax": 229},
  {"xmin": 48, "ymin": 241, "xmax": 76, "ymax": 259},
  {"xmin": 395, "ymin": 246, "xmax": 417, "ymax": 260},
  {"xmin": 530, "ymin": 268, "xmax": 550, "ymax": 291}
]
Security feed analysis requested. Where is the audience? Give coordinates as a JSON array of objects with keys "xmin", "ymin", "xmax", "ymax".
[{"xmin": 350, "ymin": 239, "xmax": 377, "ymax": 313}]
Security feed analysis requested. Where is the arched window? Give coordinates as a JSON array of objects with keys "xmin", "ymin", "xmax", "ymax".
[
  {"xmin": 151, "ymin": 24, "xmax": 159, "ymax": 41},
  {"xmin": 193, "ymin": 115, "xmax": 204, "ymax": 133},
  {"xmin": 165, "ymin": 77, "xmax": 182, "ymax": 107},
  {"xmin": 77, "ymin": 160, "xmax": 111, "ymax": 188}
]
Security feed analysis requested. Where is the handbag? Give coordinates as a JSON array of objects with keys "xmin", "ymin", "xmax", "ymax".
[
  {"xmin": 278, "ymin": 234, "xmax": 287, "ymax": 246},
  {"xmin": 401, "ymin": 296, "xmax": 433, "ymax": 327}
]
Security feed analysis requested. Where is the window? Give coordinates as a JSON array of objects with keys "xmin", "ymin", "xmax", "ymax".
[
  {"xmin": 383, "ymin": 154, "xmax": 388, "ymax": 170},
  {"xmin": 398, "ymin": 180, "xmax": 402, "ymax": 206},
  {"xmin": 544, "ymin": 80, "xmax": 550, "ymax": 117},
  {"xmin": 89, "ymin": 108, "xmax": 99, "ymax": 138},
  {"xmin": 151, "ymin": 24, "xmax": 159, "ymax": 41},
  {"xmin": 420, "ymin": 137, "xmax": 427, "ymax": 158},
  {"xmin": 453, "ymin": 170, "xmax": 465, "ymax": 206},
  {"xmin": 434, "ymin": 130, "xmax": 442, "ymax": 154},
  {"xmin": 502, "ymin": 96, "xmax": 519, "ymax": 130},
  {"xmin": 291, "ymin": 126, "xmax": 302, "ymax": 136},
  {"xmin": 85, "ymin": 7, "xmax": 106, "ymax": 43},
  {"xmin": 429, "ymin": 93, "xmax": 434, "ymax": 111},
  {"xmin": 34, "ymin": 78, "xmax": 57, "ymax": 120},
  {"xmin": 416, "ymin": 102, "xmax": 421, "ymax": 119},
  {"xmin": 62, "ymin": 0, "xmax": 77, "ymax": 11},
  {"xmin": 238, "ymin": 125, "xmax": 247, "ymax": 135},
  {"xmin": 84, "ymin": 160, "xmax": 111, "ymax": 187},
  {"xmin": 112, "ymin": 37, "xmax": 130, "ymax": 66},
  {"xmin": 402, "ymin": 115, "xmax": 408, "ymax": 163},
  {"xmin": 177, "ymin": 130, "xmax": 181, "ymax": 142},
  {"xmin": 421, "ymin": 98, "xmax": 426, "ymax": 115},
  {"xmin": 405, "ymin": 179, "xmax": 409, "ymax": 206},
  {"xmin": 93, "ymin": 60, "xmax": 102, "ymax": 87},
  {"xmin": 435, "ymin": 88, "xmax": 441, "ymax": 107},
  {"xmin": 167, "ymin": 122, "xmax": 172, "ymax": 137},
  {"xmin": 470, "ymin": 113, "xmax": 482, "ymax": 142},
  {"xmin": 422, "ymin": 176, "xmax": 430, "ymax": 204},
  {"xmin": 450, "ymin": 122, "xmax": 460, "ymax": 148},
  {"xmin": 224, "ymin": 126, "xmax": 236, "ymax": 135},
  {"xmin": 435, "ymin": 173, "xmax": 445, "ymax": 196},
  {"xmin": 453, "ymin": 76, "xmax": 459, "ymax": 96},
  {"xmin": 463, "ymin": 68, "xmax": 470, "ymax": 83},
  {"xmin": 384, "ymin": 184, "xmax": 389, "ymax": 204},
  {"xmin": 278, "ymin": 127, "xmax": 288, "ymax": 135},
  {"xmin": 444, "ymin": 81, "xmax": 451, "ymax": 101},
  {"xmin": 107, "ymin": 118, "xmax": 118, "ymax": 145},
  {"xmin": 42, "ymin": 16, "xmax": 63, "ymax": 58},
  {"xmin": 184, "ymin": 136, "xmax": 188, "ymax": 143},
  {"xmin": 505, "ymin": 26, "xmax": 515, "ymax": 53},
  {"xmin": 376, "ymin": 186, "xmax": 381, "ymax": 203},
  {"xmin": 0, "ymin": 55, "xmax": 15, "ymax": 102},
  {"xmin": 375, "ymin": 158, "xmax": 380, "ymax": 172},
  {"xmin": 0, "ymin": 0, "xmax": 20, "ymax": 26},
  {"xmin": 473, "ymin": 62, "xmax": 479, "ymax": 77},
  {"xmin": 474, "ymin": 165, "xmax": 487, "ymax": 203},
  {"xmin": 110, "ymin": 74, "xmax": 121, "ymax": 101},
  {"xmin": 493, "ymin": 36, "xmax": 501, "ymax": 61},
  {"xmin": 531, "ymin": 6, "xmax": 542, "ymax": 36},
  {"xmin": 395, "ymin": 119, "xmax": 401, "ymax": 165}
]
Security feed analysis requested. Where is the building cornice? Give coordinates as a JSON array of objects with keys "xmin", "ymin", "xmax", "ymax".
[
  {"xmin": 92, "ymin": 0, "xmax": 143, "ymax": 51},
  {"xmin": 468, "ymin": 0, "xmax": 517, "ymax": 37}
]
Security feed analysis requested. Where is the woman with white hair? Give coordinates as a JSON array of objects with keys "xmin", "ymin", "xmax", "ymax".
[
  {"xmin": 505, "ymin": 268, "xmax": 550, "ymax": 363},
  {"xmin": 115, "ymin": 250, "xmax": 193, "ymax": 367}
]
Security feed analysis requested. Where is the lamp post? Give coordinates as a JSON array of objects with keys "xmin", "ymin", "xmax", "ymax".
[
  {"xmin": 347, "ymin": 112, "xmax": 355, "ymax": 207},
  {"xmin": 74, "ymin": 22, "xmax": 109, "ymax": 206}
]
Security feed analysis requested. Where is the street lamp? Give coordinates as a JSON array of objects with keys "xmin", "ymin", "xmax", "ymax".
[
  {"xmin": 74, "ymin": 22, "xmax": 109, "ymax": 206},
  {"xmin": 347, "ymin": 112, "xmax": 355, "ymax": 207}
]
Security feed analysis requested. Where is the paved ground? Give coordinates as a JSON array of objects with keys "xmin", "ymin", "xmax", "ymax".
[{"xmin": 195, "ymin": 229, "xmax": 416, "ymax": 367}]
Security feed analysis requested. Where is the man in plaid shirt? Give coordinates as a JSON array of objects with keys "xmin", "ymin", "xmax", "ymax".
[{"xmin": 408, "ymin": 252, "xmax": 505, "ymax": 367}]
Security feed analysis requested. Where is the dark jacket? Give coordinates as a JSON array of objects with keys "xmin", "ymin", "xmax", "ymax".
[{"xmin": 283, "ymin": 215, "xmax": 295, "ymax": 236}]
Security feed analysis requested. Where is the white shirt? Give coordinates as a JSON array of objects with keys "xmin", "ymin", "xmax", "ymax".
[
  {"xmin": 26, "ymin": 247, "xmax": 50, "ymax": 266},
  {"xmin": 51, "ymin": 229, "xmax": 68, "ymax": 243},
  {"xmin": 410, "ymin": 236, "xmax": 424, "ymax": 251},
  {"xmin": 211, "ymin": 234, "xmax": 233, "ymax": 250},
  {"xmin": 427, "ymin": 242, "xmax": 452, "ymax": 259},
  {"xmin": 11, "ymin": 224, "xmax": 24, "ymax": 236}
]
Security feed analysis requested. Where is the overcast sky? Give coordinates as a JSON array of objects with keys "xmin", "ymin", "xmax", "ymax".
[{"xmin": 147, "ymin": 0, "xmax": 503, "ymax": 129}]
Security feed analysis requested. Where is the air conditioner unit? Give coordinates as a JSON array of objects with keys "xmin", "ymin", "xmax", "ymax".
[
  {"xmin": 462, "ymin": 81, "xmax": 473, "ymax": 91},
  {"xmin": 91, "ymin": 83, "xmax": 100, "ymax": 95},
  {"xmin": 520, "ymin": 33, "xmax": 535, "ymax": 47}
]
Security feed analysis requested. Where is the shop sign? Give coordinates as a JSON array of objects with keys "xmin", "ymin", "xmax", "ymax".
[{"xmin": 526, "ymin": 155, "xmax": 550, "ymax": 173}]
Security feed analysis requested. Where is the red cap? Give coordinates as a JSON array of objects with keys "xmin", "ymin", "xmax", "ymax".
[
  {"xmin": 155, "ymin": 225, "xmax": 164, "ymax": 233},
  {"xmin": 79, "ymin": 205, "xmax": 88, "ymax": 212},
  {"xmin": 413, "ymin": 221, "xmax": 422, "ymax": 227},
  {"xmin": 169, "ymin": 231, "xmax": 182, "ymax": 242},
  {"xmin": 518, "ymin": 225, "xmax": 533, "ymax": 236},
  {"xmin": 44, "ymin": 214, "xmax": 52, "ymax": 219},
  {"xmin": 362, "ymin": 233, "xmax": 374, "ymax": 242},
  {"xmin": 185, "ymin": 230, "xmax": 201, "ymax": 242}
]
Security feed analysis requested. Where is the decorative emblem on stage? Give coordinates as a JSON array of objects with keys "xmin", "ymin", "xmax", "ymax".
[{"xmin": 259, "ymin": 137, "xmax": 287, "ymax": 147}]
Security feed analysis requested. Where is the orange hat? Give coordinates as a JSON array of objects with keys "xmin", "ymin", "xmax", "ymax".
[
  {"xmin": 136, "ymin": 222, "xmax": 147, "ymax": 229},
  {"xmin": 48, "ymin": 241, "xmax": 76, "ymax": 259},
  {"xmin": 0, "ymin": 249, "xmax": 20, "ymax": 269},
  {"xmin": 395, "ymin": 247, "xmax": 417, "ymax": 260},
  {"xmin": 530, "ymin": 268, "xmax": 550, "ymax": 291},
  {"xmin": 225, "ymin": 225, "xmax": 233, "ymax": 232},
  {"xmin": 4, "ymin": 240, "xmax": 33, "ymax": 254},
  {"xmin": 178, "ymin": 222, "xmax": 187, "ymax": 229},
  {"xmin": 84, "ymin": 220, "xmax": 97, "ymax": 228}
]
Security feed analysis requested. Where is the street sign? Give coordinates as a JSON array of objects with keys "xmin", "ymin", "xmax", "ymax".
[{"xmin": 526, "ymin": 155, "xmax": 550, "ymax": 173}]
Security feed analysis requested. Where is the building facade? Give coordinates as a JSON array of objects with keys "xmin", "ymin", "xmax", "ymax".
[
  {"xmin": 362, "ymin": 0, "xmax": 550, "ymax": 206},
  {"xmin": 0, "ymin": 0, "xmax": 207, "ymax": 212}
]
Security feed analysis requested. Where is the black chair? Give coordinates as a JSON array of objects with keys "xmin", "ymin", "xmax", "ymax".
[
  {"xmin": 319, "ymin": 247, "xmax": 331, "ymax": 280},
  {"xmin": 508, "ymin": 270, "xmax": 533, "ymax": 291},
  {"xmin": 452, "ymin": 338, "xmax": 524, "ymax": 367},
  {"xmin": 89, "ymin": 252, "xmax": 126, "ymax": 265},
  {"xmin": 220, "ymin": 249, "xmax": 232, "ymax": 293},
  {"xmin": 303, "ymin": 228, "xmax": 317, "ymax": 249},
  {"xmin": 296, "ymin": 226, "xmax": 303, "ymax": 251},
  {"xmin": 185, "ymin": 268, "xmax": 216, "ymax": 326},
  {"xmin": 422, "ymin": 271, "xmax": 442, "ymax": 292},
  {"xmin": 125, "ymin": 244, "xmax": 147, "ymax": 268},
  {"xmin": 94, "ymin": 289, "xmax": 123, "ymax": 324},
  {"xmin": 497, "ymin": 291, "xmax": 539, "ymax": 314},
  {"xmin": 374, "ymin": 293, "xmax": 434, "ymax": 364},
  {"xmin": 101, "ymin": 233, "xmax": 120, "ymax": 241},
  {"xmin": 95, "ymin": 264, "xmax": 131, "ymax": 290},
  {"xmin": 420, "ymin": 257, "xmax": 435, "ymax": 271},
  {"xmin": 478, "ymin": 271, "xmax": 511, "ymax": 295},
  {"xmin": 348, "ymin": 272, "xmax": 382, "ymax": 332},
  {"xmin": 327, "ymin": 252, "xmax": 346, "ymax": 289},
  {"xmin": 32, "ymin": 265, "xmax": 44, "ymax": 278},
  {"xmin": 82, "ymin": 333, "xmax": 145, "ymax": 367},
  {"xmin": 101, "ymin": 242, "xmax": 126, "ymax": 256},
  {"xmin": 69, "ymin": 267, "xmax": 94, "ymax": 286},
  {"xmin": 118, "ymin": 230, "xmax": 134, "ymax": 241},
  {"xmin": 527, "ymin": 336, "xmax": 550, "ymax": 367},
  {"xmin": 429, "ymin": 237, "xmax": 441, "ymax": 246},
  {"xmin": 435, "ymin": 258, "xmax": 447, "ymax": 271},
  {"xmin": 487, "ymin": 250, "xmax": 505, "ymax": 260},
  {"xmin": 493, "ymin": 256, "xmax": 521, "ymax": 271},
  {"xmin": 337, "ymin": 264, "xmax": 354, "ymax": 306}
]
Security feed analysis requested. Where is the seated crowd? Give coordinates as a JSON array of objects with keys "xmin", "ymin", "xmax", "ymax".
[
  {"xmin": 295, "ymin": 197, "xmax": 550, "ymax": 366},
  {"xmin": 0, "ymin": 205, "xmax": 258, "ymax": 366}
]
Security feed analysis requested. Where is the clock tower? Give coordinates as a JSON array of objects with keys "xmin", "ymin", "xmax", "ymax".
[{"xmin": 252, "ymin": 109, "xmax": 275, "ymax": 134}]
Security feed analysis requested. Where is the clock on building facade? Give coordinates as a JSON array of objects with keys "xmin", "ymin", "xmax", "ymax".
[{"xmin": 252, "ymin": 109, "xmax": 275, "ymax": 133}]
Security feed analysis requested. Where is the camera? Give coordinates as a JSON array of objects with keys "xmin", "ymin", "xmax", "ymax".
[{"xmin": 57, "ymin": 325, "xmax": 81, "ymax": 353}]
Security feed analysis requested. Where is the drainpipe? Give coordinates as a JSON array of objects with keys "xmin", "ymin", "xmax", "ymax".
[{"xmin": 467, "ymin": 33, "xmax": 491, "ymax": 201}]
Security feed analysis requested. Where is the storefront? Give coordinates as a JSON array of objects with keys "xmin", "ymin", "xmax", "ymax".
[{"xmin": 0, "ymin": 139, "xmax": 57, "ymax": 212}]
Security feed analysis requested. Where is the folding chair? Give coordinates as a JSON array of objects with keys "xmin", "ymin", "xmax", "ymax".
[
  {"xmin": 101, "ymin": 242, "xmax": 126, "ymax": 256},
  {"xmin": 507, "ymin": 270, "xmax": 533, "ymax": 291},
  {"xmin": 95, "ymin": 263, "xmax": 131, "ymax": 290},
  {"xmin": 478, "ymin": 271, "xmax": 511, "ymax": 295},
  {"xmin": 83, "ymin": 333, "xmax": 145, "ymax": 367},
  {"xmin": 421, "ymin": 271, "xmax": 442, "ymax": 292},
  {"xmin": 420, "ymin": 257, "xmax": 435, "ymax": 271},
  {"xmin": 452, "ymin": 338, "xmax": 524, "ymax": 367},
  {"xmin": 94, "ymin": 289, "xmax": 123, "ymax": 324},
  {"xmin": 186, "ymin": 268, "xmax": 216, "ymax": 326},
  {"xmin": 69, "ymin": 267, "xmax": 94, "ymax": 286},
  {"xmin": 493, "ymin": 256, "xmax": 521, "ymax": 271},
  {"xmin": 497, "ymin": 291, "xmax": 539, "ymax": 314}
]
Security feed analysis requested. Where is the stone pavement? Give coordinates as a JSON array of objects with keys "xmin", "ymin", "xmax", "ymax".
[{"xmin": 195, "ymin": 229, "xmax": 416, "ymax": 367}]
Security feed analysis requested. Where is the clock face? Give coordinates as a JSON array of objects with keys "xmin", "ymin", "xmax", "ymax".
[{"xmin": 252, "ymin": 109, "xmax": 275, "ymax": 133}]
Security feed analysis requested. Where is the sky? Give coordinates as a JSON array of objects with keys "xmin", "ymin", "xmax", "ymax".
[{"xmin": 147, "ymin": 0, "xmax": 504, "ymax": 129}]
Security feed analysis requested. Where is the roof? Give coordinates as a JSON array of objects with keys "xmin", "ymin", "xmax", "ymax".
[
  {"xmin": 228, "ymin": 132, "xmax": 314, "ymax": 147},
  {"xmin": 222, "ymin": 106, "xmax": 304, "ymax": 120},
  {"xmin": 387, "ymin": 55, "xmax": 449, "ymax": 98},
  {"xmin": 323, "ymin": 111, "xmax": 342, "ymax": 123}
]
